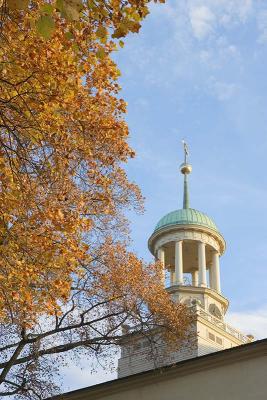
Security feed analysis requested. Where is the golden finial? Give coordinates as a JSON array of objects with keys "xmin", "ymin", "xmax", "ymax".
[{"xmin": 180, "ymin": 139, "xmax": 192, "ymax": 175}]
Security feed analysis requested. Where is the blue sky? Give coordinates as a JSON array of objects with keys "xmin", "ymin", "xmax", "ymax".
[
  {"xmin": 117, "ymin": 0, "xmax": 267, "ymax": 312},
  {"xmin": 61, "ymin": 0, "xmax": 267, "ymax": 391}
]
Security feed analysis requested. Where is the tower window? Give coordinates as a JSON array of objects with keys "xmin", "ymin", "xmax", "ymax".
[
  {"xmin": 216, "ymin": 337, "xmax": 223, "ymax": 345},
  {"xmin": 208, "ymin": 332, "xmax": 215, "ymax": 341}
]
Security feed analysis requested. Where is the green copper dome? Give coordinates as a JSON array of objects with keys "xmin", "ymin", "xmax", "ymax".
[
  {"xmin": 154, "ymin": 208, "xmax": 218, "ymax": 233},
  {"xmin": 152, "ymin": 144, "xmax": 220, "ymax": 236}
]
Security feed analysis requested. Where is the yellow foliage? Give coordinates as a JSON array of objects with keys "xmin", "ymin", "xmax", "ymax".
[
  {"xmin": 2, "ymin": 0, "xmax": 162, "ymax": 40},
  {"xmin": 0, "ymin": 2, "xmax": 143, "ymax": 325},
  {"xmin": 0, "ymin": 7, "xmax": 193, "ymax": 387}
]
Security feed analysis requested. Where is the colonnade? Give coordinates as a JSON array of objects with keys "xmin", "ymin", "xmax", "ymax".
[{"xmin": 157, "ymin": 241, "xmax": 221, "ymax": 293}]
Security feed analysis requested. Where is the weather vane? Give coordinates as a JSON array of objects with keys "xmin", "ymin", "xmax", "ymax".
[{"xmin": 182, "ymin": 139, "xmax": 189, "ymax": 163}]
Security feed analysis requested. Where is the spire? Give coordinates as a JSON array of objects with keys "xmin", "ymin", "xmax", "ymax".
[
  {"xmin": 180, "ymin": 140, "xmax": 192, "ymax": 209},
  {"xmin": 183, "ymin": 174, "xmax": 190, "ymax": 209}
]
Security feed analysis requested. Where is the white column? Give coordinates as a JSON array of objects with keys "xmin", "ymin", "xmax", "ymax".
[
  {"xmin": 157, "ymin": 248, "xmax": 165, "ymax": 286},
  {"xmin": 170, "ymin": 268, "xmax": 175, "ymax": 286},
  {"xmin": 212, "ymin": 251, "xmax": 221, "ymax": 293},
  {"xmin": 198, "ymin": 241, "xmax": 207, "ymax": 287},
  {"xmin": 192, "ymin": 270, "xmax": 198, "ymax": 286},
  {"xmin": 175, "ymin": 241, "xmax": 183, "ymax": 285},
  {"xmin": 209, "ymin": 264, "xmax": 213, "ymax": 289}
]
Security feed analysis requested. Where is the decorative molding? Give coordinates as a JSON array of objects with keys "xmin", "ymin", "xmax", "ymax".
[
  {"xmin": 154, "ymin": 230, "xmax": 219, "ymax": 254},
  {"xmin": 149, "ymin": 224, "xmax": 225, "ymax": 256},
  {"xmin": 166, "ymin": 285, "xmax": 229, "ymax": 311}
]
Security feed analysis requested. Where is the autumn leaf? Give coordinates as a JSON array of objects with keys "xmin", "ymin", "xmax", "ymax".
[
  {"xmin": 96, "ymin": 26, "xmax": 108, "ymax": 39},
  {"xmin": 7, "ymin": 0, "xmax": 29, "ymax": 10},
  {"xmin": 2, "ymin": 0, "xmax": 157, "ymax": 42},
  {"xmin": 61, "ymin": 0, "xmax": 83, "ymax": 21},
  {"xmin": 112, "ymin": 27, "xmax": 127, "ymax": 39}
]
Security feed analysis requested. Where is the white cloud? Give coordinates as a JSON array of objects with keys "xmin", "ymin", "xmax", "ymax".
[
  {"xmin": 119, "ymin": 0, "xmax": 256, "ymax": 88},
  {"xmin": 189, "ymin": 5, "xmax": 215, "ymax": 39},
  {"xmin": 226, "ymin": 307, "xmax": 267, "ymax": 340},
  {"xmin": 188, "ymin": 0, "xmax": 253, "ymax": 40}
]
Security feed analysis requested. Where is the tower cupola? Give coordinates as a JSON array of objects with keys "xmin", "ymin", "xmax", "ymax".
[{"xmin": 148, "ymin": 141, "xmax": 227, "ymax": 316}]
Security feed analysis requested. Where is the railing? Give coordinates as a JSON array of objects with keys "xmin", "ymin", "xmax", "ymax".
[
  {"xmin": 121, "ymin": 306, "xmax": 251, "ymax": 345},
  {"xmin": 196, "ymin": 306, "xmax": 250, "ymax": 344}
]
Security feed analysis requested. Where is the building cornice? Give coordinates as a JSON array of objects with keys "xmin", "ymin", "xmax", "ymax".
[
  {"xmin": 166, "ymin": 285, "xmax": 229, "ymax": 311},
  {"xmin": 148, "ymin": 224, "xmax": 226, "ymax": 256}
]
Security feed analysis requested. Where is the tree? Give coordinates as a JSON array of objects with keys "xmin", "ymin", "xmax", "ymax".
[{"xmin": 0, "ymin": 2, "xmax": 194, "ymax": 398}]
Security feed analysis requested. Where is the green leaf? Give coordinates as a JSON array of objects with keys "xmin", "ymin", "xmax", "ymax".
[
  {"xmin": 72, "ymin": 42, "xmax": 80, "ymax": 52},
  {"xmin": 87, "ymin": 0, "xmax": 94, "ymax": 8},
  {"xmin": 96, "ymin": 47, "xmax": 105, "ymax": 60},
  {"xmin": 55, "ymin": 0, "xmax": 64, "ymax": 12},
  {"xmin": 65, "ymin": 31, "xmax": 74, "ymax": 40},
  {"xmin": 41, "ymin": 4, "xmax": 54, "ymax": 15},
  {"xmin": 36, "ymin": 15, "xmax": 55, "ymax": 39},
  {"xmin": 119, "ymin": 40, "xmax": 124, "ymax": 48}
]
